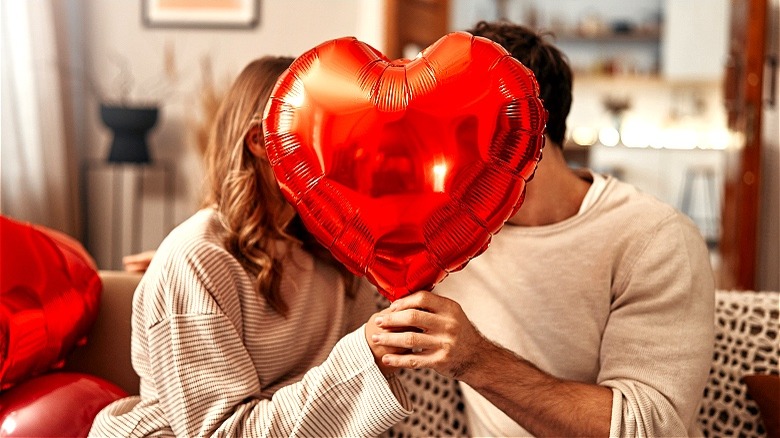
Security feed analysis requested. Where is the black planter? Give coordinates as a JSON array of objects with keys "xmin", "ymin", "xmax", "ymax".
[{"xmin": 100, "ymin": 104, "xmax": 159, "ymax": 163}]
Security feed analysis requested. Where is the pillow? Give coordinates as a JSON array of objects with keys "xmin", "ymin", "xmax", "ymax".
[
  {"xmin": 742, "ymin": 374, "xmax": 780, "ymax": 438},
  {"xmin": 0, "ymin": 215, "xmax": 102, "ymax": 390}
]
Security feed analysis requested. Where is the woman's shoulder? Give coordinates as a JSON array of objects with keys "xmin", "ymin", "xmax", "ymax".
[
  {"xmin": 135, "ymin": 209, "xmax": 250, "ymax": 322},
  {"xmin": 159, "ymin": 208, "xmax": 220, "ymax": 246},
  {"xmin": 152, "ymin": 209, "xmax": 229, "ymax": 266}
]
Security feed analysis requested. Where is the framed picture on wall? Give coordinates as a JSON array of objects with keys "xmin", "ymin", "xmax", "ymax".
[{"xmin": 142, "ymin": 0, "xmax": 259, "ymax": 29}]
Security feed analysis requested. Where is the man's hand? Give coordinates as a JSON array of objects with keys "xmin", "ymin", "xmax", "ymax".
[{"xmin": 370, "ymin": 291, "xmax": 492, "ymax": 380}]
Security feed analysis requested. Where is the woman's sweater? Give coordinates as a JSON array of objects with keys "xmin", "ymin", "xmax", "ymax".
[{"xmin": 90, "ymin": 209, "xmax": 411, "ymax": 437}]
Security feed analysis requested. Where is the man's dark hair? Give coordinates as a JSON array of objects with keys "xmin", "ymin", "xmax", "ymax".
[{"xmin": 467, "ymin": 21, "xmax": 573, "ymax": 147}]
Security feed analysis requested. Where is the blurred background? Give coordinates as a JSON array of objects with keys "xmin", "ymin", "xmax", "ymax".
[{"xmin": 1, "ymin": 0, "xmax": 777, "ymax": 291}]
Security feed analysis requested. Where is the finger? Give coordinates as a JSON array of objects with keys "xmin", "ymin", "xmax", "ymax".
[
  {"xmin": 390, "ymin": 290, "xmax": 445, "ymax": 312},
  {"xmin": 376, "ymin": 309, "xmax": 441, "ymax": 332},
  {"xmin": 372, "ymin": 331, "xmax": 440, "ymax": 350},
  {"xmin": 381, "ymin": 352, "xmax": 434, "ymax": 370},
  {"xmin": 123, "ymin": 262, "xmax": 148, "ymax": 273},
  {"xmin": 123, "ymin": 250, "xmax": 155, "ymax": 263}
]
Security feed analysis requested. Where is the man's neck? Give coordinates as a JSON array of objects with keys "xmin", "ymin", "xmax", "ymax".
[{"xmin": 506, "ymin": 144, "xmax": 591, "ymax": 227}]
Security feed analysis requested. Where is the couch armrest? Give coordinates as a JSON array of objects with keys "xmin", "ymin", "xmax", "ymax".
[{"xmin": 63, "ymin": 270, "xmax": 142, "ymax": 395}]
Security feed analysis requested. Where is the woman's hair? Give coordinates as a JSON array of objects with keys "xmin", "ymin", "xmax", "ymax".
[
  {"xmin": 202, "ymin": 56, "xmax": 353, "ymax": 316},
  {"xmin": 467, "ymin": 21, "xmax": 573, "ymax": 147}
]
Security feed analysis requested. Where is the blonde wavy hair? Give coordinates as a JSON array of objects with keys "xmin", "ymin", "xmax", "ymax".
[{"xmin": 202, "ymin": 56, "xmax": 353, "ymax": 316}]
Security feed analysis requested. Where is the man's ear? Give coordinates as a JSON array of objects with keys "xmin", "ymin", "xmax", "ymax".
[{"xmin": 245, "ymin": 124, "xmax": 266, "ymax": 158}]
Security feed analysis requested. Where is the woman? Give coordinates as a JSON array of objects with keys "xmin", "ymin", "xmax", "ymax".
[{"xmin": 89, "ymin": 56, "xmax": 411, "ymax": 437}]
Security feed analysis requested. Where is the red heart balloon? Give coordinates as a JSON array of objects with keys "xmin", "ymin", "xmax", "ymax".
[
  {"xmin": 263, "ymin": 32, "xmax": 547, "ymax": 301},
  {"xmin": 0, "ymin": 372, "xmax": 126, "ymax": 437},
  {"xmin": 0, "ymin": 216, "xmax": 102, "ymax": 390}
]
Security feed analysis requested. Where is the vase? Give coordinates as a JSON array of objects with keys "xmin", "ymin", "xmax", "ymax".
[{"xmin": 99, "ymin": 104, "xmax": 159, "ymax": 163}]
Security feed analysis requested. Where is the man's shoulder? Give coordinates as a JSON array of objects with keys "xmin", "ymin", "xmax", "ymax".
[
  {"xmin": 594, "ymin": 177, "xmax": 705, "ymax": 249},
  {"xmin": 597, "ymin": 177, "xmax": 681, "ymax": 225}
]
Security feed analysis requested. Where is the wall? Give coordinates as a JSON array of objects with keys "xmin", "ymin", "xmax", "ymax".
[
  {"xmin": 662, "ymin": 0, "xmax": 729, "ymax": 80},
  {"xmin": 83, "ymin": 0, "xmax": 385, "ymax": 269}
]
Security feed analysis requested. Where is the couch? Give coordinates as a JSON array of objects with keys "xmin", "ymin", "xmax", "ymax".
[{"xmin": 65, "ymin": 271, "xmax": 779, "ymax": 437}]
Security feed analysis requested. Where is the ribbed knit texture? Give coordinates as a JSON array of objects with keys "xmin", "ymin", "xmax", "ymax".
[
  {"xmin": 89, "ymin": 209, "xmax": 411, "ymax": 437},
  {"xmin": 437, "ymin": 173, "xmax": 715, "ymax": 437}
]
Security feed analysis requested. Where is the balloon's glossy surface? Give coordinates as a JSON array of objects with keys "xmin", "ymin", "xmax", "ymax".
[
  {"xmin": 263, "ymin": 32, "xmax": 547, "ymax": 300},
  {"xmin": 0, "ymin": 216, "xmax": 102, "ymax": 390},
  {"xmin": 0, "ymin": 372, "xmax": 126, "ymax": 437}
]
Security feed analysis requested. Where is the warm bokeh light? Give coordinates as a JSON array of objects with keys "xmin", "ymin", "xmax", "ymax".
[
  {"xmin": 620, "ymin": 120, "xmax": 652, "ymax": 149},
  {"xmin": 571, "ymin": 126, "xmax": 598, "ymax": 146},
  {"xmin": 598, "ymin": 127, "xmax": 620, "ymax": 147},
  {"xmin": 705, "ymin": 128, "xmax": 729, "ymax": 150}
]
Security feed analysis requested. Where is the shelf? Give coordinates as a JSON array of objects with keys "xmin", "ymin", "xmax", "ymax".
[
  {"xmin": 547, "ymin": 28, "xmax": 662, "ymax": 77},
  {"xmin": 552, "ymin": 30, "xmax": 661, "ymax": 43},
  {"xmin": 572, "ymin": 72, "xmax": 662, "ymax": 81}
]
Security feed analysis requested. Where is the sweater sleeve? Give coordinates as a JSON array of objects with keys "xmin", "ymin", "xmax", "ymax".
[
  {"xmin": 600, "ymin": 214, "xmax": 715, "ymax": 437},
  {"xmin": 149, "ymin": 316, "xmax": 411, "ymax": 437}
]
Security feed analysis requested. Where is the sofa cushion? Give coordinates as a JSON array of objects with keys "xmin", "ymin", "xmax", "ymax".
[
  {"xmin": 63, "ymin": 271, "xmax": 142, "ymax": 395},
  {"xmin": 698, "ymin": 290, "xmax": 780, "ymax": 438}
]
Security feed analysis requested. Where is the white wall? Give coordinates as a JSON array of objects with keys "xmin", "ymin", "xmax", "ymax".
[
  {"xmin": 662, "ymin": 0, "xmax": 729, "ymax": 80},
  {"xmin": 82, "ymin": 0, "xmax": 385, "ymax": 268}
]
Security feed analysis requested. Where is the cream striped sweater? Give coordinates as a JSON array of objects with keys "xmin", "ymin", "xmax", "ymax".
[{"xmin": 89, "ymin": 209, "xmax": 411, "ymax": 437}]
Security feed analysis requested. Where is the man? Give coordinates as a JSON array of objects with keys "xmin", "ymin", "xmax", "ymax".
[{"xmin": 372, "ymin": 21, "xmax": 715, "ymax": 437}]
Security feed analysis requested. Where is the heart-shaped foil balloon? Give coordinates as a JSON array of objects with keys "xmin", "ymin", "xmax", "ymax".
[
  {"xmin": 263, "ymin": 31, "xmax": 547, "ymax": 301},
  {"xmin": 0, "ymin": 216, "xmax": 102, "ymax": 390}
]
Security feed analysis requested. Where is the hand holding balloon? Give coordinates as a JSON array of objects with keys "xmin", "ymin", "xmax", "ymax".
[{"xmin": 371, "ymin": 291, "xmax": 492, "ymax": 380}]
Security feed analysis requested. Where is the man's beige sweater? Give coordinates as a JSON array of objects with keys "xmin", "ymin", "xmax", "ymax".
[{"xmin": 438, "ymin": 173, "xmax": 715, "ymax": 437}]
